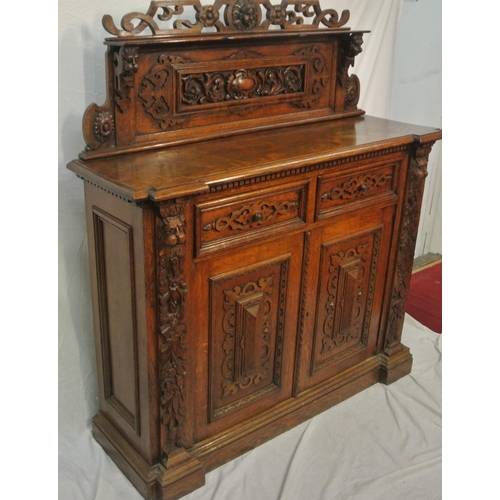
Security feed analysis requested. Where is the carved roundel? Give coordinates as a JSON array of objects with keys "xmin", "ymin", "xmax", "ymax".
[
  {"xmin": 226, "ymin": 0, "xmax": 262, "ymax": 31},
  {"xmin": 93, "ymin": 110, "xmax": 114, "ymax": 143}
]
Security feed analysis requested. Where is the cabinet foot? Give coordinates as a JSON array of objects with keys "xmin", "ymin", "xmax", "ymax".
[
  {"xmin": 378, "ymin": 344, "xmax": 413, "ymax": 385},
  {"xmin": 92, "ymin": 413, "xmax": 206, "ymax": 500}
]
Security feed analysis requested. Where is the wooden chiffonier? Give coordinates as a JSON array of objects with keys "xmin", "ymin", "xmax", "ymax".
[{"xmin": 67, "ymin": 2, "xmax": 442, "ymax": 499}]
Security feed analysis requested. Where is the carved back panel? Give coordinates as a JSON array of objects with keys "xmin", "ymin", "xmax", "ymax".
[{"xmin": 81, "ymin": 0, "xmax": 367, "ymax": 159}]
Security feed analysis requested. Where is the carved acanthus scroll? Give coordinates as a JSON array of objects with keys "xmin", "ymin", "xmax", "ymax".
[{"xmin": 102, "ymin": 0, "xmax": 350, "ymax": 37}]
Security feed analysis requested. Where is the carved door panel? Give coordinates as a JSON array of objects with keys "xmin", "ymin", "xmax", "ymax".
[
  {"xmin": 192, "ymin": 233, "xmax": 303, "ymax": 441},
  {"xmin": 295, "ymin": 205, "xmax": 395, "ymax": 394}
]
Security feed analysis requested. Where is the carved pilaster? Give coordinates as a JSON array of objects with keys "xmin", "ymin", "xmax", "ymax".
[
  {"xmin": 157, "ymin": 202, "xmax": 189, "ymax": 458},
  {"xmin": 385, "ymin": 142, "xmax": 434, "ymax": 353}
]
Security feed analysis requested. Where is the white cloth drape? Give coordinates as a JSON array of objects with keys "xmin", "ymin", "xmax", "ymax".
[{"xmin": 59, "ymin": 313, "xmax": 441, "ymax": 500}]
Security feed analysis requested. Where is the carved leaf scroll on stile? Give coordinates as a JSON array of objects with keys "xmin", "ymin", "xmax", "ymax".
[{"xmin": 102, "ymin": 0, "xmax": 350, "ymax": 37}]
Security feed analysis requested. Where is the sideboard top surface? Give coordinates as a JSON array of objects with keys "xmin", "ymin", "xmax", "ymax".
[{"xmin": 68, "ymin": 115, "xmax": 441, "ymax": 202}]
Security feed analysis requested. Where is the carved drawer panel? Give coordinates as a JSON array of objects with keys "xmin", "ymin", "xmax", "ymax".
[
  {"xmin": 195, "ymin": 182, "xmax": 307, "ymax": 255},
  {"xmin": 316, "ymin": 158, "xmax": 400, "ymax": 219}
]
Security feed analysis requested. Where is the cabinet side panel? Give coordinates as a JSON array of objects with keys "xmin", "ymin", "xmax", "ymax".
[
  {"xmin": 84, "ymin": 182, "xmax": 155, "ymax": 464},
  {"xmin": 93, "ymin": 208, "xmax": 140, "ymax": 431}
]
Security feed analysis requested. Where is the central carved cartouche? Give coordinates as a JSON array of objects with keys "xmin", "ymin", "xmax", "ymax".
[{"xmin": 181, "ymin": 65, "xmax": 305, "ymax": 106}]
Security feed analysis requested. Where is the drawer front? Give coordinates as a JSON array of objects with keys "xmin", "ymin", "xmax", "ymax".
[
  {"xmin": 316, "ymin": 158, "xmax": 400, "ymax": 219},
  {"xmin": 196, "ymin": 182, "xmax": 307, "ymax": 255}
]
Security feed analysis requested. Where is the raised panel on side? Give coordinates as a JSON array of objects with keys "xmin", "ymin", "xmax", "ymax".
[{"xmin": 93, "ymin": 207, "xmax": 140, "ymax": 435}]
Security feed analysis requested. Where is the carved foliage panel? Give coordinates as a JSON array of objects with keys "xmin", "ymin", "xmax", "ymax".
[
  {"xmin": 197, "ymin": 183, "xmax": 306, "ymax": 254},
  {"xmin": 317, "ymin": 160, "xmax": 399, "ymax": 218},
  {"xmin": 209, "ymin": 257, "xmax": 289, "ymax": 421},
  {"xmin": 312, "ymin": 228, "xmax": 381, "ymax": 374}
]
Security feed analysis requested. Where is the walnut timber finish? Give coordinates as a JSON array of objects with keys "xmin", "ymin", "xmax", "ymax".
[{"xmin": 67, "ymin": 2, "xmax": 442, "ymax": 499}]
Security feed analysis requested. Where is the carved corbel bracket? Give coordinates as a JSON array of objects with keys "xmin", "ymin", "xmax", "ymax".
[
  {"xmin": 337, "ymin": 32, "xmax": 363, "ymax": 110},
  {"xmin": 114, "ymin": 46, "xmax": 139, "ymax": 113},
  {"xmin": 82, "ymin": 47, "xmax": 117, "ymax": 152},
  {"xmin": 83, "ymin": 45, "xmax": 140, "ymax": 153},
  {"xmin": 385, "ymin": 141, "xmax": 435, "ymax": 353}
]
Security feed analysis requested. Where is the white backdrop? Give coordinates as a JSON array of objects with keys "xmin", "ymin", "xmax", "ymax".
[{"xmin": 58, "ymin": 1, "xmax": 442, "ymax": 499}]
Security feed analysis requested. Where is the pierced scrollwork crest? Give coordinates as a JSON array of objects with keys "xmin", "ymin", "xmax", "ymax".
[{"xmin": 102, "ymin": 1, "xmax": 350, "ymax": 37}]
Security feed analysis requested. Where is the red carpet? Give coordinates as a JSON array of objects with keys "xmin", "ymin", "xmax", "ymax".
[{"xmin": 406, "ymin": 260, "xmax": 442, "ymax": 333}]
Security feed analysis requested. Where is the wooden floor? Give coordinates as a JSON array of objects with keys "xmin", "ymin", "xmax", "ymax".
[{"xmin": 413, "ymin": 252, "xmax": 441, "ymax": 270}]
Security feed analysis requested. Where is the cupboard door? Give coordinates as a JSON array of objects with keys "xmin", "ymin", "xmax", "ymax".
[
  {"xmin": 295, "ymin": 205, "xmax": 395, "ymax": 394},
  {"xmin": 192, "ymin": 233, "xmax": 303, "ymax": 441}
]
